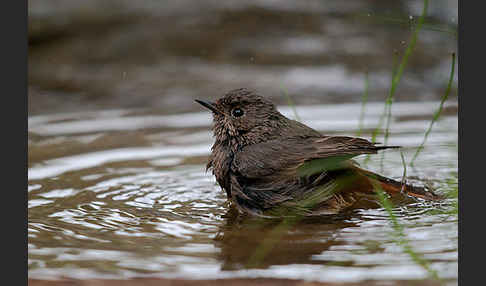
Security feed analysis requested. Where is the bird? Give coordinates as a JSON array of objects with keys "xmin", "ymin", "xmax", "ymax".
[{"xmin": 196, "ymin": 88, "xmax": 440, "ymax": 217}]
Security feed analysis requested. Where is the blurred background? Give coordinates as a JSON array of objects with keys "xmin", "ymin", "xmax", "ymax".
[{"xmin": 28, "ymin": 0, "xmax": 457, "ymax": 115}]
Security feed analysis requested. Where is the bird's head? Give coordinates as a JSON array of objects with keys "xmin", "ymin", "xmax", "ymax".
[{"xmin": 196, "ymin": 88, "xmax": 287, "ymax": 145}]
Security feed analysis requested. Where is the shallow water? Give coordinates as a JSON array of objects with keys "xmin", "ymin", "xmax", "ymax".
[{"xmin": 28, "ymin": 101, "xmax": 457, "ymax": 284}]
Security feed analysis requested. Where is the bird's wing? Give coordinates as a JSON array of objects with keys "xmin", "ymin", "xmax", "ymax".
[
  {"xmin": 229, "ymin": 136, "xmax": 443, "ymax": 217},
  {"xmin": 231, "ymin": 136, "xmax": 314, "ymax": 178},
  {"xmin": 232, "ymin": 135, "xmax": 398, "ymax": 178},
  {"xmin": 313, "ymin": 136, "xmax": 398, "ymax": 157}
]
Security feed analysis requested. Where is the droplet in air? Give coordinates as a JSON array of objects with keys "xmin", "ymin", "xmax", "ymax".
[{"xmin": 409, "ymin": 15, "xmax": 413, "ymax": 20}]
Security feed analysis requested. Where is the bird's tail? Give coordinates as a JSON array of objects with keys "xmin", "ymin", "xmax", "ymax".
[{"xmin": 355, "ymin": 167, "xmax": 441, "ymax": 200}]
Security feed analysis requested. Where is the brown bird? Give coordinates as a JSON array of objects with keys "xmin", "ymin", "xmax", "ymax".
[{"xmin": 196, "ymin": 88, "xmax": 440, "ymax": 217}]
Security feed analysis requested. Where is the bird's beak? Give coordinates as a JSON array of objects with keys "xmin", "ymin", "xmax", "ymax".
[{"xmin": 195, "ymin": 99, "xmax": 221, "ymax": 114}]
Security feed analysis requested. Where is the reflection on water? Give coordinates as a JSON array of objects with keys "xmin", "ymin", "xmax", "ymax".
[{"xmin": 28, "ymin": 101, "xmax": 457, "ymax": 284}]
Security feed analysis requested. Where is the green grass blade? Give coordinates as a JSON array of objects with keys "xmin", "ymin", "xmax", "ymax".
[
  {"xmin": 410, "ymin": 52, "xmax": 456, "ymax": 166},
  {"xmin": 372, "ymin": 181, "xmax": 441, "ymax": 282},
  {"xmin": 357, "ymin": 71, "xmax": 369, "ymax": 137},
  {"xmin": 368, "ymin": 0, "xmax": 428, "ymax": 168},
  {"xmin": 281, "ymin": 85, "xmax": 301, "ymax": 122}
]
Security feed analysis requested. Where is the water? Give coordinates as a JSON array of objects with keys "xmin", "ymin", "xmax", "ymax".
[
  {"xmin": 28, "ymin": 101, "xmax": 457, "ymax": 284},
  {"xmin": 29, "ymin": 0, "xmax": 457, "ymax": 115},
  {"xmin": 28, "ymin": 0, "xmax": 458, "ymax": 284}
]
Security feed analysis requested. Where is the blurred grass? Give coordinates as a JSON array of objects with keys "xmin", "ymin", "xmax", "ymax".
[
  {"xmin": 356, "ymin": 71, "xmax": 369, "ymax": 137},
  {"xmin": 370, "ymin": 141, "xmax": 448, "ymax": 283},
  {"xmin": 399, "ymin": 151, "xmax": 407, "ymax": 191},
  {"xmin": 357, "ymin": 13, "xmax": 457, "ymax": 38},
  {"xmin": 364, "ymin": 51, "xmax": 399, "ymax": 167},
  {"xmin": 368, "ymin": 1, "xmax": 446, "ymax": 282},
  {"xmin": 249, "ymin": 1, "xmax": 454, "ymax": 281},
  {"xmin": 373, "ymin": 181, "xmax": 441, "ymax": 282},
  {"xmin": 372, "ymin": 0, "xmax": 428, "ymax": 163},
  {"xmin": 410, "ymin": 52, "xmax": 456, "ymax": 166},
  {"xmin": 423, "ymin": 175, "xmax": 458, "ymax": 217},
  {"xmin": 281, "ymin": 85, "xmax": 301, "ymax": 122},
  {"xmin": 441, "ymin": 177, "xmax": 458, "ymax": 216},
  {"xmin": 379, "ymin": 51, "xmax": 401, "ymax": 171}
]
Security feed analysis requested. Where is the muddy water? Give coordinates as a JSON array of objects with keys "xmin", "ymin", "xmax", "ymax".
[{"xmin": 28, "ymin": 101, "xmax": 457, "ymax": 284}]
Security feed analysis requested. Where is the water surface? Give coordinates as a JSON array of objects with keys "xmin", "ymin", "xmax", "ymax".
[{"xmin": 28, "ymin": 101, "xmax": 457, "ymax": 285}]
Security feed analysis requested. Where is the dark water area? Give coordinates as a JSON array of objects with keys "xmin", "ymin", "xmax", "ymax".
[{"xmin": 28, "ymin": 1, "xmax": 457, "ymax": 285}]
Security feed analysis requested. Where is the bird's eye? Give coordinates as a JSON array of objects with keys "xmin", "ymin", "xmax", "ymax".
[{"xmin": 232, "ymin": 108, "xmax": 244, "ymax": 117}]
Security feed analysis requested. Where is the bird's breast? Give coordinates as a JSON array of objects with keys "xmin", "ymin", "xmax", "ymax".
[{"xmin": 210, "ymin": 142, "xmax": 236, "ymax": 197}]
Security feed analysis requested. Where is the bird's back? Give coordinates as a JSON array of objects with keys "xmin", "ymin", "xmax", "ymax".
[{"xmin": 224, "ymin": 135, "xmax": 422, "ymax": 217}]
